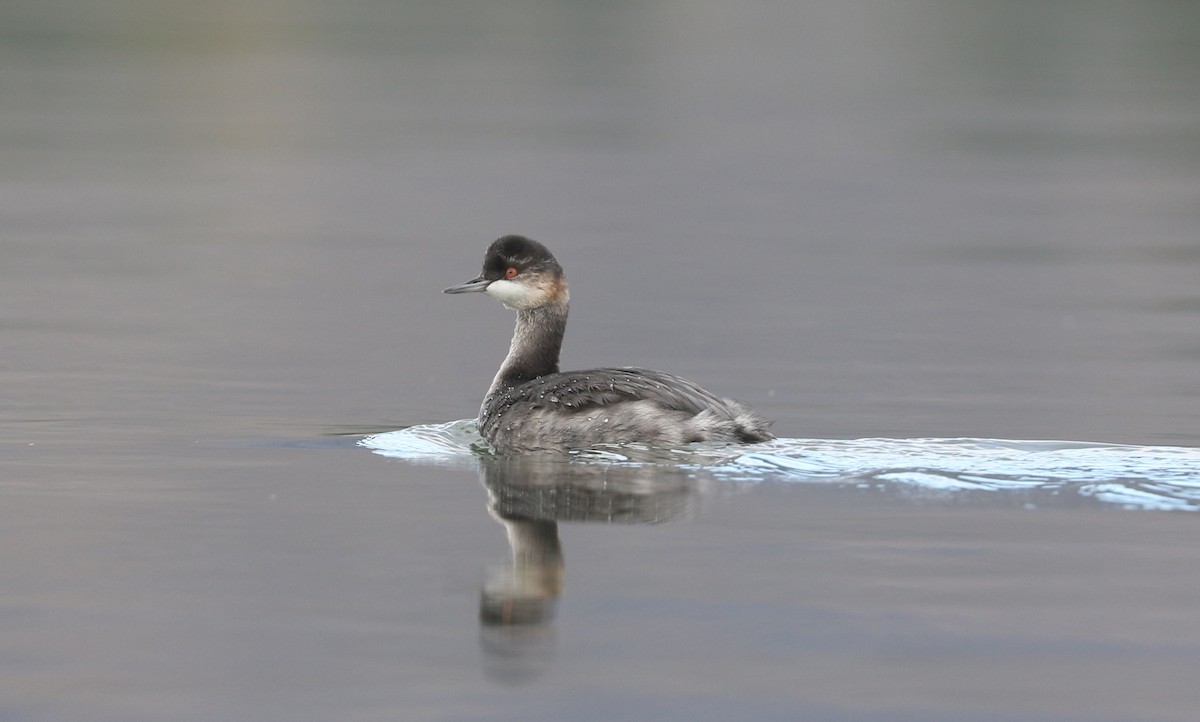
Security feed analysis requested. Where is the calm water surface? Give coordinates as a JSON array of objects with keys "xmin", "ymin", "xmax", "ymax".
[{"xmin": 3, "ymin": 2, "xmax": 1199, "ymax": 720}]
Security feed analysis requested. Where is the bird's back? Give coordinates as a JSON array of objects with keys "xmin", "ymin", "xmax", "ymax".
[{"xmin": 480, "ymin": 367, "xmax": 773, "ymax": 452}]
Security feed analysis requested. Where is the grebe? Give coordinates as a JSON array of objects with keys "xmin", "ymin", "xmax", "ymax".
[{"xmin": 444, "ymin": 235, "xmax": 774, "ymax": 452}]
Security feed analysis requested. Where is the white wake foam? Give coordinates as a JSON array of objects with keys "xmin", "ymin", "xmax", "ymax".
[{"xmin": 361, "ymin": 422, "xmax": 1200, "ymax": 511}]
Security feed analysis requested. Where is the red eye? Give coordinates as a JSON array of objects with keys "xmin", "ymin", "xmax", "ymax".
[{"xmin": 504, "ymin": 267, "xmax": 518, "ymax": 279}]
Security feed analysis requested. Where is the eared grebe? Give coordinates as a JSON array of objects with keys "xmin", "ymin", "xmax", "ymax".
[{"xmin": 444, "ymin": 235, "xmax": 774, "ymax": 452}]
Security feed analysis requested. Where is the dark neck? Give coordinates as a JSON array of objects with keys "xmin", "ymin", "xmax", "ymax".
[{"xmin": 488, "ymin": 301, "xmax": 568, "ymax": 396}]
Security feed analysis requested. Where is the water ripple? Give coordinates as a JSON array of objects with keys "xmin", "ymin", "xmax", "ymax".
[{"xmin": 360, "ymin": 422, "xmax": 1200, "ymax": 511}]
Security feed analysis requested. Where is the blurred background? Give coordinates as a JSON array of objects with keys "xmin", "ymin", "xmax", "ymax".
[
  {"xmin": 4, "ymin": 0, "xmax": 1198, "ymax": 446},
  {"xmin": 2, "ymin": 2, "xmax": 1199, "ymax": 721}
]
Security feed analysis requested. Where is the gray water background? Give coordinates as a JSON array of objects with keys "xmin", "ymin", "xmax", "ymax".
[{"xmin": 3, "ymin": 2, "xmax": 1199, "ymax": 720}]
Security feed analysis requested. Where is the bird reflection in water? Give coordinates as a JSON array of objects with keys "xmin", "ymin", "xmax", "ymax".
[{"xmin": 476, "ymin": 451, "xmax": 699, "ymax": 682}]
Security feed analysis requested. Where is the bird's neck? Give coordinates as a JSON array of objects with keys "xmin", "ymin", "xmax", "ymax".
[{"xmin": 487, "ymin": 301, "xmax": 568, "ymax": 398}]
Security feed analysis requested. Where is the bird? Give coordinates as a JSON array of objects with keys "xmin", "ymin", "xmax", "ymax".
[{"xmin": 444, "ymin": 235, "xmax": 773, "ymax": 452}]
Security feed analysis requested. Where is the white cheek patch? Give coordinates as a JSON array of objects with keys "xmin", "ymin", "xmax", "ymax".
[{"xmin": 485, "ymin": 278, "xmax": 538, "ymax": 309}]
